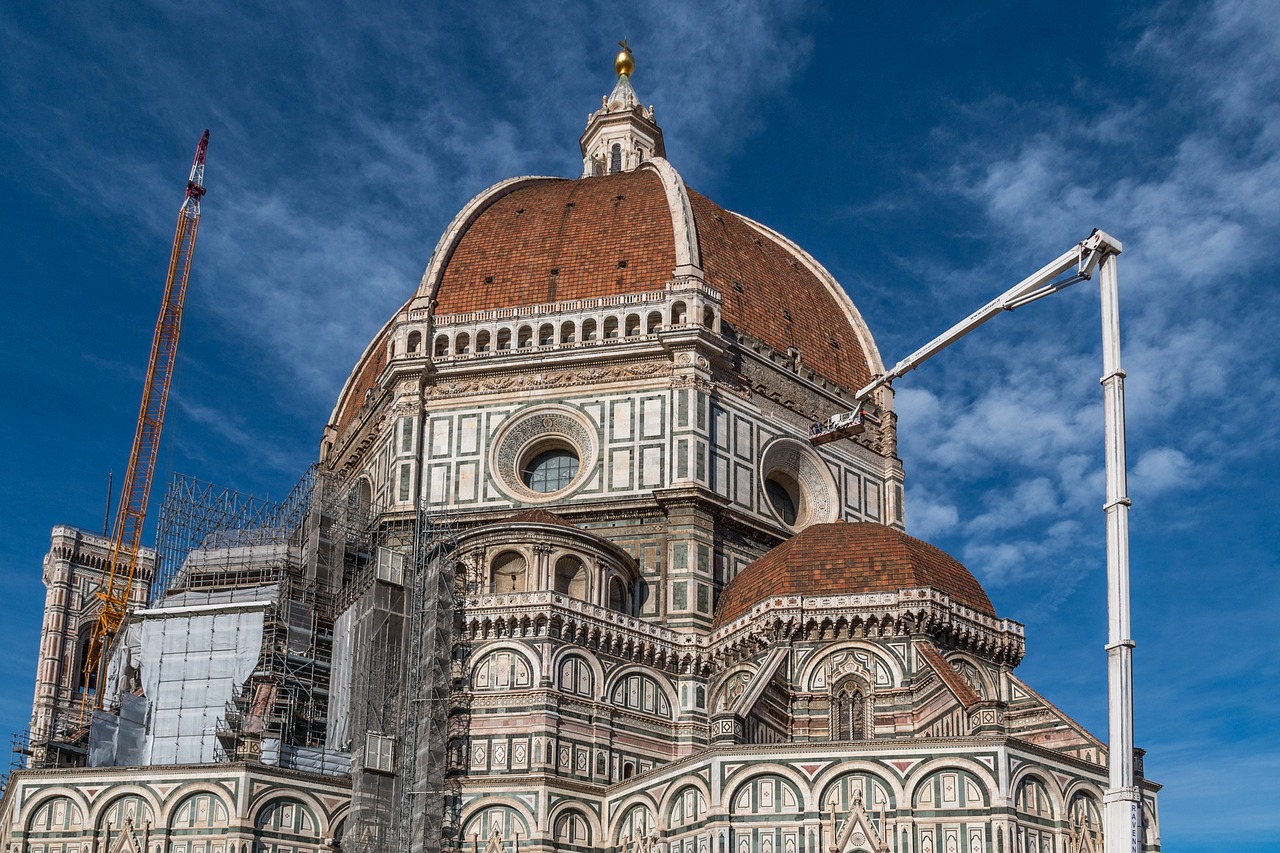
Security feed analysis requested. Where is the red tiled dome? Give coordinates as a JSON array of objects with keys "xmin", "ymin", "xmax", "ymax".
[
  {"xmin": 713, "ymin": 522, "xmax": 995, "ymax": 628},
  {"xmin": 430, "ymin": 169, "xmax": 876, "ymax": 392},
  {"xmin": 331, "ymin": 164, "xmax": 881, "ymax": 439}
]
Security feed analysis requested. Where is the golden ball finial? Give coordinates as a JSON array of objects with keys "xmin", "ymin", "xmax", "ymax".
[{"xmin": 614, "ymin": 38, "xmax": 634, "ymax": 77}]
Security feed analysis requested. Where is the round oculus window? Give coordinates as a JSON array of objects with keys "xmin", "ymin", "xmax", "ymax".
[
  {"xmin": 758, "ymin": 437, "xmax": 839, "ymax": 530},
  {"xmin": 489, "ymin": 405, "xmax": 597, "ymax": 502}
]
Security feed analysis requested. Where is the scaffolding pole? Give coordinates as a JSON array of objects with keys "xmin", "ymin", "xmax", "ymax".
[{"xmin": 398, "ymin": 502, "xmax": 459, "ymax": 853}]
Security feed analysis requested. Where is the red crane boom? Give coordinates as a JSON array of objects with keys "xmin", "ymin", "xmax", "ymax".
[{"xmin": 82, "ymin": 130, "xmax": 209, "ymax": 709}]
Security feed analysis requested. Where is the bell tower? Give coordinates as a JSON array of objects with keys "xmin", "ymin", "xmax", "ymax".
[{"xmin": 580, "ymin": 40, "xmax": 665, "ymax": 177}]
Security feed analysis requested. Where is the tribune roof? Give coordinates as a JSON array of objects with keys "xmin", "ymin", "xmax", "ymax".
[{"xmin": 713, "ymin": 522, "xmax": 996, "ymax": 628}]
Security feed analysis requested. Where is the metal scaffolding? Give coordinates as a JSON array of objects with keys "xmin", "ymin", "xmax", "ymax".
[
  {"xmin": 18, "ymin": 462, "xmax": 464, "ymax": 853},
  {"xmin": 153, "ymin": 466, "xmax": 317, "ymax": 602},
  {"xmin": 397, "ymin": 502, "xmax": 460, "ymax": 853},
  {"xmin": 340, "ymin": 498, "xmax": 459, "ymax": 853}
]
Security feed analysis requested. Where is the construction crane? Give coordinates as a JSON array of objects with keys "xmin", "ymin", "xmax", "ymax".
[{"xmin": 81, "ymin": 130, "xmax": 209, "ymax": 710}]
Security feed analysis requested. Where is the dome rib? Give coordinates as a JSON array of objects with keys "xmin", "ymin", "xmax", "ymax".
[
  {"xmin": 430, "ymin": 170, "xmax": 677, "ymax": 315},
  {"xmin": 414, "ymin": 175, "xmax": 563, "ymax": 305},
  {"xmin": 638, "ymin": 158, "xmax": 700, "ymax": 272},
  {"xmin": 686, "ymin": 191, "xmax": 876, "ymax": 392},
  {"xmin": 712, "ymin": 522, "xmax": 995, "ymax": 628}
]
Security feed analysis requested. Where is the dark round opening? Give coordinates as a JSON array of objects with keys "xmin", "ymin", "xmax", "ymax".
[
  {"xmin": 765, "ymin": 475, "xmax": 799, "ymax": 525},
  {"xmin": 521, "ymin": 447, "xmax": 580, "ymax": 493}
]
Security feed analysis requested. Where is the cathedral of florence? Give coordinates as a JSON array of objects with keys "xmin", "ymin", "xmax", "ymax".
[{"xmin": 0, "ymin": 45, "xmax": 1159, "ymax": 853}]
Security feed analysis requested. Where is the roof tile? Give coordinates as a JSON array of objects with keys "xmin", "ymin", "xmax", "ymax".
[{"xmin": 713, "ymin": 522, "xmax": 995, "ymax": 628}]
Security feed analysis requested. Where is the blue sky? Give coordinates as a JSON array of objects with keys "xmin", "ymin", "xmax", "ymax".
[{"xmin": 2, "ymin": 0, "xmax": 1277, "ymax": 846}]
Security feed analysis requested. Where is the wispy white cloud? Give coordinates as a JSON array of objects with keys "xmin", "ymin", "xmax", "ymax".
[
  {"xmin": 0, "ymin": 0, "xmax": 815, "ymax": 420},
  {"xmin": 892, "ymin": 0, "xmax": 1280, "ymax": 602}
]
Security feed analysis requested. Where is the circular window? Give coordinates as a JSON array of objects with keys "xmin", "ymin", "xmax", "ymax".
[
  {"xmin": 521, "ymin": 447, "xmax": 580, "ymax": 493},
  {"xmin": 490, "ymin": 405, "xmax": 597, "ymax": 502},
  {"xmin": 759, "ymin": 437, "xmax": 838, "ymax": 530}
]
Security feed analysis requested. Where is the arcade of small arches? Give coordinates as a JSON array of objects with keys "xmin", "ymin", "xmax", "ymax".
[
  {"xmin": 12, "ymin": 782, "xmax": 349, "ymax": 853},
  {"xmin": 459, "ymin": 523, "xmax": 642, "ymax": 618},
  {"xmin": 452, "ymin": 762, "xmax": 1112, "ymax": 853},
  {"xmin": 392, "ymin": 294, "xmax": 720, "ymax": 362}
]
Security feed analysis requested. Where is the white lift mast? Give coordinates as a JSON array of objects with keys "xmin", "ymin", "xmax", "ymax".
[{"xmin": 812, "ymin": 230, "xmax": 1141, "ymax": 853}]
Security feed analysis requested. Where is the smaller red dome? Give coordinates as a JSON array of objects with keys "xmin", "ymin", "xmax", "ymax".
[{"xmin": 713, "ymin": 523, "xmax": 995, "ymax": 628}]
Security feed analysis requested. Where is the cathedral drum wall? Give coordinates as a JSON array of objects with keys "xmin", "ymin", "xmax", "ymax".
[{"xmin": 395, "ymin": 383, "xmax": 893, "ymax": 531}]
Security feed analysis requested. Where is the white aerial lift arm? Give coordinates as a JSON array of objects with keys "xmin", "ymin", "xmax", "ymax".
[
  {"xmin": 810, "ymin": 229, "xmax": 1123, "ymax": 444},
  {"xmin": 810, "ymin": 228, "xmax": 1142, "ymax": 853}
]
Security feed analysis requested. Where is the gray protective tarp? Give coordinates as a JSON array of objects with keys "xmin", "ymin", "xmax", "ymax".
[
  {"xmin": 102, "ymin": 621, "xmax": 144, "ymax": 704},
  {"xmin": 326, "ymin": 603, "xmax": 356, "ymax": 750},
  {"xmin": 88, "ymin": 693, "xmax": 149, "ymax": 767},
  {"xmin": 159, "ymin": 583, "xmax": 280, "ymax": 609},
  {"xmin": 261, "ymin": 739, "xmax": 351, "ymax": 776},
  {"xmin": 138, "ymin": 602, "xmax": 269, "ymax": 764}
]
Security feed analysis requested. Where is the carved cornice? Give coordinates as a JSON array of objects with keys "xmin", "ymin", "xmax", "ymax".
[
  {"xmin": 710, "ymin": 590, "xmax": 1025, "ymax": 670},
  {"xmin": 427, "ymin": 359, "xmax": 669, "ymax": 399},
  {"xmin": 461, "ymin": 585, "xmax": 1024, "ymax": 680}
]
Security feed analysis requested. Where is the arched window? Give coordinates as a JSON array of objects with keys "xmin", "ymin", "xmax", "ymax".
[
  {"xmin": 1069, "ymin": 793, "xmax": 1104, "ymax": 853},
  {"xmin": 558, "ymin": 654, "xmax": 594, "ymax": 698},
  {"xmin": 554, "ymin": 810, "xmax": 591, "ymax": 845},
  {"xmin": 434, "ymin": 335, "xmax": 449, "ymax": 357},
  {"xmin": 671, "ymin": 301, "xmax": 687, "ymax": 325},
  {"xmin": 28, "ymin": 795, "xmax": 84, "ymax": 835},
  {"xmin": 497, "ymin": 328, "xmax": 512, "ymax": 351},
  {"xmin": 617, "ymin": 804, "xmax": 653, "ymax": 846},
  {"xmin": 169, "ymin": 791, "xmax": 230, "ymax": 830},
  {"xmin": 471, "ymin": 650, "xmax": 533, "ymax": 691},
  {"xmin": 611, "ymin": 672, "xmax": 673, "ymax": 718},
  {"xmin": 608, "ymin": 577, "xmax": 629, "ymax": 614},
  {"xmin": 582, "ymin": 318, "xmax": 598, "ymax": 341},
  {"xmin": 560, "ymin": 321, "xmax": 576, "ymax": 343},
  {"xmin": 554, "ymin": 556, "xmax": 587, "ymax": 598},
  {"xmin": 489, "ymin": 551, "xmax": 527, "ymax": 593},
  {"xmin": 609, "ymin": 143, "xmax": 622, "ymax": 174},
  {"xmin": 625, "ymin": 314, "xmax": 641, "ymax": 337},
  {"xmin": 348, "ymin": 478, "xmax": 372, "ymax": 522},
  {"xmin": 538, "ymin": 323, "xmax": 554, "ymax": 346},
  {"xmin": 703, "ymin": 306, "xmax": 716, "ymax": 328},
  {"xmin": 668, "ymin": 786, "xmax": 707, "ymax": 827},
  {"xmin": 455, "ymin": 332, "xmax": 471, "ymax": 355},
  {"xmin": 518, "ymin": 325, "xmax": 533, "ymax": 348},
  {"xmin": 407, "ymin": 331, "xmax": 422, "ymax": 354},
  {"xmin": 476, "ymin": 330, "xmax": 491, "ymax": 352},
  {"xmin": 647, "ymin": 311, "xmax": 662, "ymax": 333},
  {"xmin": 75, "ymin": 631, "xmax": 96, "ymax": 693},
  {"xmin": 100, "ymin": 795, "xmax": 157, "ymax": 852},
  {"xmin": 603, "ymin": 316, "xmax": 620, "ymax": 339},
  {"xmin": 832, "ymin": 681, "xmax": 866, "ymax": 740}
]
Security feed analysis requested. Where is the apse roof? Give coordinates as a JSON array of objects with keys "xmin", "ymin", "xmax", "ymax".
[{"xmin": 713, "ymin": 522, "xmax": 996, "ymax": 628}]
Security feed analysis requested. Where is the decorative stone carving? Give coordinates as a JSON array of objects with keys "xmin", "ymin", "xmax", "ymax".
[{"xmin": 429, "ymin": 360, "xmax": 667, "ymax": 398}]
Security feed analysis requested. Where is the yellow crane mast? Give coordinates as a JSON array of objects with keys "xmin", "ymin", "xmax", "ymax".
[{"xmin": 81, "ymin": 130, "xmax": 209, "ymax": 709}]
